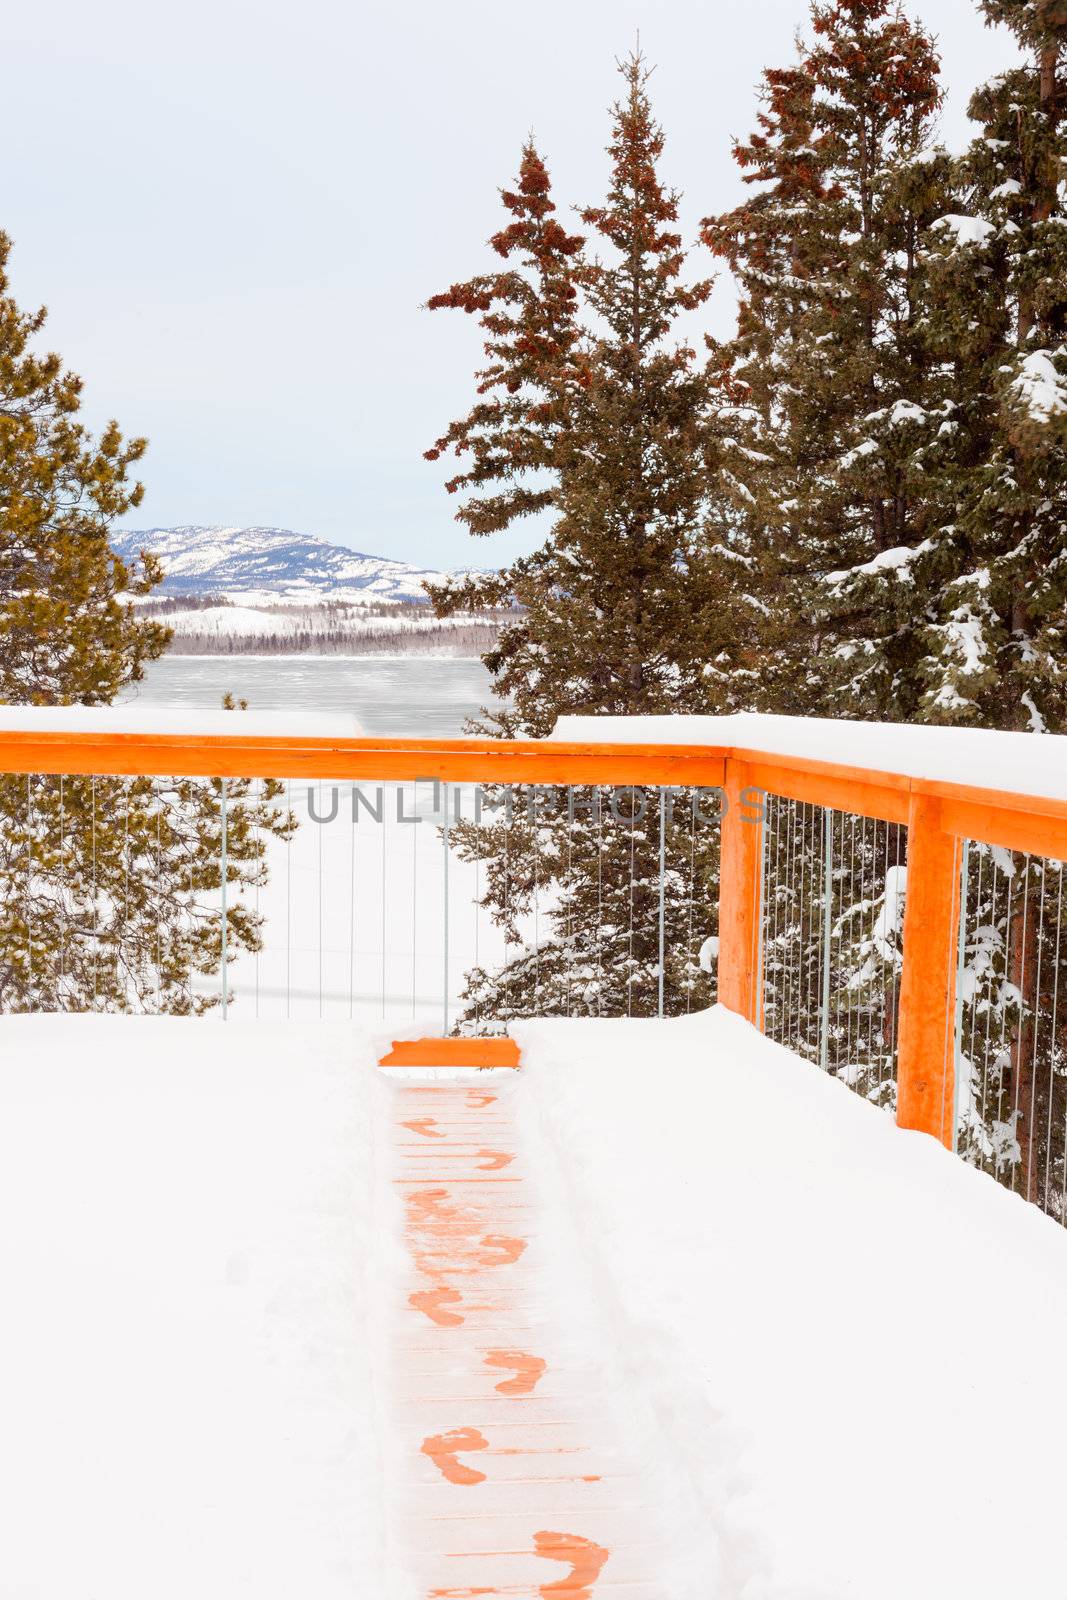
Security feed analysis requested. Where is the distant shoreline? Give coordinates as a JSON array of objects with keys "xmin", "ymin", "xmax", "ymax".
[{"xmin": 144, "ymin": 653, "xmax": 490, "ymax": 664}]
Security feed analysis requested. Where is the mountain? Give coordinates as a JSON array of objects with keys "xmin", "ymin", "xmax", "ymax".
[{"xmin": 111, "ymin": 525, "xmax": 470, "ymax": 604}]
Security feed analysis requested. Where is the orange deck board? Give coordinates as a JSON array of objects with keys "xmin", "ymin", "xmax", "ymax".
[{"xmin": 381, "ymin": 1038, "xmax": 522, "ymax": 1071}]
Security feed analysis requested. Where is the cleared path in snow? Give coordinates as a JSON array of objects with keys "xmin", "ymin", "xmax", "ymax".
[{"xmin": 381, "ymin": 1074, "xmax": 674, "ymax": 1599}]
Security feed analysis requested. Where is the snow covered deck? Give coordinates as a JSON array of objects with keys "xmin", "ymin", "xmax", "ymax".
[{"xmin": 2, "ymin": 1009, "xmax": 1066, "ymax": 1598}]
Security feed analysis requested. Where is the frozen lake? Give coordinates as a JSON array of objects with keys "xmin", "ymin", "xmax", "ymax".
[{"xmin": 123, "ymin": 654, "xmax": 497, "ymax": 738}]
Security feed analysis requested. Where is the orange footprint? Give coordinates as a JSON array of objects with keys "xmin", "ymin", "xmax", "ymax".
[
  {"xmin": 406, "ymin": 1187, "xmax": 464, "ymax": 1229},
  {"xmin": 409, "ymin": 1284, "xmax": 464, "ymax": 1327},
  {"xmin": 476, "ymin": 1149, "xmax": 514, "ymax": 1170},
  {"xmin": 421, "ymin": 1426, "xmax": 489, "ymax": 1486},
  {"xmin": 534, "ymin": 1531, "xmax": 610, "ymax": 1598},
  {"xmin": 401, "ymin": 1117, "xmax": 443, "ymax": 1138},
  {"xmin": 484, "ymin": 1349, "xmax": 546, "ymax": 1396},
  {"xmin": 480, "ymin": 1234, "xmax": 526, "ymax": 1267}
]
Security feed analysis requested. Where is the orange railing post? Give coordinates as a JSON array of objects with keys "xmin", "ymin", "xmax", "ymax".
[
  {"xmin": 718, "ymin": 758, "xmax": 764, "ymax": 1026},
  {"xmin": 896, "ymin": 794, "xmax": 961, "ymax": 1149}
]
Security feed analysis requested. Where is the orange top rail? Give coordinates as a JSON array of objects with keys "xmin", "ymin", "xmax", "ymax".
[
  {"xmin": 0, "ymin": 726, "xmax": 1064, "ymax": 856},
  {"xmin": 0, "ymin": 730, "xmax": 727, "ymax": 789}
]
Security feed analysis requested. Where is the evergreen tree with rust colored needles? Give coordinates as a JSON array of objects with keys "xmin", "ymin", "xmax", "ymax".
[
  {"xmin": 424, "ymin": 139, "xmax": 584, "ymax": 549},
  {"xmin": 425, "ymin": 55, "xmax": 735, "ymax": 1020}
]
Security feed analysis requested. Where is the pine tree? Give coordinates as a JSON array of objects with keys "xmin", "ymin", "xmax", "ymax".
[
  {"xmin": 697, "ymin": 1, "xmax": 947, "ymax": 1108},
  {"xmin": 0, "ymin": 231, "xmax": 290, "ymax": 1012},
  {"xmin": 427, "ymin": 56, "xmax": 734, "ymax": 1019},
  {"xmin": 424, "ymin": 139, "xmax": 584, "ymax": 549},
  {"xmin": 0, "ymin": 235, "xmax": 167, "ymax": 704},
  {"xmin": 702, "ymin": 0, "xmax": 946, "ymax": 719},
  {"xmin": 912, "ymin": 1, "xmax": 1067, "ymax": 1200},
  {"xmin": 914, "ymin": 0, "xmax": 1067, "ymax": 730},
  {"xmin": 710, "ymin": 0, "xmax": 1067, "ymax": 733},
  {"xmin": 499, "ymin": 57, "xmax": 734, "ymax": 729}
]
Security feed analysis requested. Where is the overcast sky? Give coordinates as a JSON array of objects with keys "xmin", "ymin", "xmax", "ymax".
[{"xmin": 6, "ymin": 0, "xmax": 1020, "ymax": 569}]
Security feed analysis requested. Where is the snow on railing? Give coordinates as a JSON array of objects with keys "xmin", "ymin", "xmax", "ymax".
[{"xmin": 2, "ymin": 709, "xmax": 1067, "ymax": 1219}]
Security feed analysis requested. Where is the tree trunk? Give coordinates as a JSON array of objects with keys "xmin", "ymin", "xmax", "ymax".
[
  {"xmin": 1040, "ymin": 39, "xmax": 1059, "ymax": 120},
  {"xmin": 1020, "ymin": 40, "xmax": 1060, "ymax": 341}
]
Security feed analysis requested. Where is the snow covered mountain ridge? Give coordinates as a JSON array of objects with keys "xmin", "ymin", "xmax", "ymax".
[{"xmin": 111, "ymin": 525, "xmax": 472, "ymax": 604}]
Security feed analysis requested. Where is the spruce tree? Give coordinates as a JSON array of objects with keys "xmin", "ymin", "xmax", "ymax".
[
  {"xmin": 0, "ymin": 231, "xmax": 289, "ymax": 1013},
  {"xmin": 702, "ymin": 0, "xmax": 946, "ymax": 719},
  {"xmin": 708, "ymin": 0, "xmax": 1067, "ymax": 734},
  {"xmin": 698, "ymin": 0, "xmax": 947, "ymax": 1106},
  {"xmin": 424, "ymin": 140, "xmax": 584, "ymax": 549},
  {"xmin": 914, "ymin": 0, "xmax": 1067, "ymax": 730},
  {"xmin": 706, "ymin": 0, "xmax": 1067, "ymax": 1195},
  {"xmin": 500, "ymin": 58, "xmax": 733, "ymax": 728},
  {"xmin": 913, "ymin": 1, "xmax": 1067, "ymax": 1202},
  {"xmin": 427, "ymin": 56, "xmax": 733, "ymax": 1019}
]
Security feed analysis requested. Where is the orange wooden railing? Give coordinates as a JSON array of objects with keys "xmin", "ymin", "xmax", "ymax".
[
  {"xmin": 715, "ymin": 743, "xmax": 1067, "ymax": 1148},
  {"xmin": 3, "ymin": 722, "xmax": 1066, "ymax": 1146}
]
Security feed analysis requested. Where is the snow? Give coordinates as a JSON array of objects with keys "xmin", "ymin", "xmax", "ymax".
[
  {"xmin": 1010, "ymin": 349, "xmax": 1067, "ymax": 423},
  {"xmin": 163, "ymin": 601, "xmax": 479, "ymax": 640},
  {"xmin": 931, "ymin": 214, "xmax": 996, "ymax": 247},
  {"xmin": 862, "ymin": 398, "xmax": 930, "ymax": 428},
  {"xmin": 6, "ymin": 702, "xmax": 1067, "ymax": 815},
  {"xmin": 0, "ymin": 703, "xmax": 365, "ymax": 738},
  {"xmin": 837, "ymin": 435, "xmax": 879, "ymax": 468},
  {"xmin": 8, "ymin": 703, "xmax": 1067, "ymax": 808},
  {"xmin": 870, "ymin": 860, "xmax": 906, "ymax": 963},
  {"xmin": 825, "ymin": 539, "xmax": 932, "ymax": 587},
  {"xmin": 157, "ymin": 603, "xmax": 490, "ymax": 649},
  {"xmin": 1021, "ymin": 689, "xmax": 1047, "ymax": 734},
  {"xmin": 112, "ymin": 525, "xmax": 476, "ymax": 605},
  {"xmin": 549, "ymin": 710, "xmax": 1067, "ymax": 806},
  {"xmin": 6, "ymin": 1004, "xmax": 1067, "ymax": 1597},
  {"xmin": 162, "ymin": 604, "xmax": 307, "ymax": 638},
  {"xmin": 922, "ymin": 584, "xmax": 996, "ymax": 718},
  {"xmin": 513, "ymin": 1005, "xmax": 1067, "ymax": 1599},
  {"xmin": 0, "ymin": 1016, "xmax": 387, "ymax": 1599},
  {"xmin": 222, "ymin": 778, "xmax": 507, "ymax": 1026}
]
